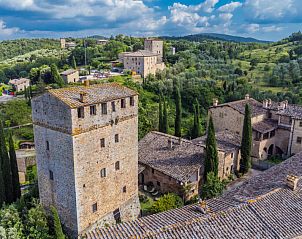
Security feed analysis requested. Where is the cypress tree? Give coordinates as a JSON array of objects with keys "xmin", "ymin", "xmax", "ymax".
[
  {"xmin": 72, "ymin": 56, "xmax": 77, "ymax": 69},
  {"xmin": 204, "ymin": 116, "xmax": 219, "ymax": 179},
  {"xmin": 0, "ymin": 122, "xmax": 13, "ymax": 203},
  {"xmin": 163, "ymin": 98, "xmax": 168, "ymax": 134},
  {"xmin": 158, "ymin": 96, "xmax": 163, "ymax": 132},
  {"xmin": 0, "ymin": 139, "xmax": 5, "ymax": 206},
  {"xmin": 51, "ymin": 64, "xmax": 65, "ymax": 87},
  {"xmin": 51, "ymin": 206, "xmax": 65, "ymax": 239},
  {"xmin": 192, "ymin": 98, "xmax": 202, "ymax": 139},
  {"xmin": 240, "ymin": 104, "xmax": 252, "ymax": 174},
  {"xmin": 8, "ymin": 132, "xmax": 21, "ymax": 201},
  {"xmin": 24, "ymin": 87, "xmax": 28, "ymax": 100},
  {"xmin": 174, "ymin": 86, "xmax": 182, "ymax": 137}
]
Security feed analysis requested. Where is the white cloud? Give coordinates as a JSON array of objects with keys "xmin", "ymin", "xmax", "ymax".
[
  {"xmin": 218, "ymin": 2, "xmax": 242, "ymax": 13},
  {"xmin": 0, "ymin": 20, "xmax": 19, "ymax": 36},
  {"xmin": 198, "ymin": 0, "xmax": 219, "ymax": 13}
]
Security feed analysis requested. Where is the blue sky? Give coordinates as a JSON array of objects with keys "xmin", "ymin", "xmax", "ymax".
[{"xmin": 0, "ymin": 0, "xmax": 301, "ymax": 41}]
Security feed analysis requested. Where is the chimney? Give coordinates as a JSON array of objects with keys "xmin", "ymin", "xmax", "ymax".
[
  {"xmin": 286, "ymin": 175, "xmax": 299, "ymax": 191},
  {"xmin": 213, "ymin": 98, "xmax": 218, "ymax": 107},
  {"xmin": 245, "ymin": 94, "xmax": 250, "ymax": 100},
  {"xmin": 168, "ymin": 139, "xmax": 173, "ymax": 149},
  {"xmin": 178, "ymin": 137, "xmax": 182, "ymax": 146},
  {"xmin": 263, "ymin": 99, "xmax": 268, "ymax": 108},
  {"xmin": 279, "ymin": 101, "xmax": 286, "ymax": 110},
  {"xmin": 84, "ymin": 80, "xmax": 90, "ymax": 87},
  {"xmin": 284, "ymin": 100, "xmax": 288, "ymax": 109},
  {"xmin": 80, "ymin": 92, "xmax": 88, "ymax": 103},
  {"xmin": 268, "ymin": 99, "xmax": 272, "ymax": 107},
  {"xmin": 196, "ymin": 200, "xmax": 208, "ymax": 214}
]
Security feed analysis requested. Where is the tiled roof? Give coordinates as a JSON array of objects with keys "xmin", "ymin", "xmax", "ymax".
[
  {"xmin": 60, "ymin": 69, "xmax": 78, "ymax": 75},
  {"xmin": 277, "ymin": 104, "xmax": 302, "ymax": 119},
  {"xmin": 192, "ymin": 130, "xmax": 241, "ymax": 153},
  {"xmin": 85, "ymin": 151, "xmax": 302, "ymax": 239},
  {"xmin": 210, "ymin": 98, "xmax": 267, "ymax": 117},
  {"xmin": 138, "ymin": 131, "xmax": 204, "ymax": 182},
  {"xmin": 8, "ymin": 78, "xmax": 30, "ymax": 85},
  {"xmin": 252, "ymin": 119, "xmax": 278, "ymax": 133},
  {"xmin": 48, "ymin": 83, "xmax": 137, "ymax": 108},
  {"xmin": 124, "ymin": 50, "xmax": 159, "ymax": 57}
]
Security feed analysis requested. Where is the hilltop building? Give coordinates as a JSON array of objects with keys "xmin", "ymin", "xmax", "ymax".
[
  {"xmin": 209, "ymin": 95, "xmax": 302, "ymax": 160},
  {"xmin": 138, "ymin": 131, "xmax": 241, "ymax": 200},
  {"xmin": 60, "ymin": 38, "xmax": 76, "ymax": 49},
  {"xmin": 32, "ymin": 83, "xmax": 140, "ymax": 237},
  {"xmin": 119, "ymin": 38, "xmax": 165, "ymax": 78},
  {"xmin": 85, "ymin": 151, "xmax": 302, "ymax": 239},
  {"xmin": 60, "ymin": 69, "xmax": 80, "ymax": 84},
  {"xmin": 8, "ymin": 78, "xmax": 30, "ymax": 92}
]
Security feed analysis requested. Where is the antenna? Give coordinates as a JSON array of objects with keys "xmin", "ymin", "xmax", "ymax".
[{"xmin": 84, "ymin": 39, "xmax": 87, "ymax": 66}]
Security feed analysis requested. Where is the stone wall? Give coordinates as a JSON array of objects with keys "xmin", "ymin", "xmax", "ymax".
[
  {"xmin": 218, "ymin": 150, "xmax": 241, "ymax": 179},
  {"xmin": 290, "ymin": 119, "xmax": 302, "ymax": 155}
]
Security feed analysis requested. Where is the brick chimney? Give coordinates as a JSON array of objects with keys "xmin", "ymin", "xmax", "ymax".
[
  {"xmin": 245, "ymin": 94, "xmax": 250, "ymax": 100},
  {"xmin": 168, "ymin": 138, "xmax": 173, "ymax": 149},
  {"xmin": 263, "ymin": 99, "xmax": 268, "ymax": 108},
  {"xmin": 286, "ymin": 175, "xmax": 299, "ymax": 191},
  {"xmin": 213, "ymin": 98, "xmax": 218, "ymax": 107},
  {"xmin": 268, "ymin": 99, "xmax": 272, "ymax": 107},
  {"xmin": 79, "ymin": 92, "xmax": 88, "ymax": 103},
  {"xmin": 284, "ymin": 100, "xmax": 288, "ymax": 109}
]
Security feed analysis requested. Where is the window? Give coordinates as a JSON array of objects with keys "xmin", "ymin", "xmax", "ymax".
[
  {"xmin": 92, "ymin": 203, "xmax": 97, "ymax": 213},
  {"xmin": 231, "ymin": 153, "xmax": 234, "ymax": 158},
  {"xmin": 90, "ymin": 105, "xmax": 96, "ymax": 115},
  {"xmin": 122, "ymin": 186, "xmax": 126, "ymax": 193},
  {"xmin": 115, "ymin": 134, "xmax": 119, "ymax": 143},
  {"xmin": 157, "ymin": 181, "xmax": 161, "ymax": 187},
  {"xmin": 100, "ymin": 168, "xmax": 107, "ymax": 178},
  {"xmin": 219, "ymin": 112, "xmax": 224, "ymax": 118},
  {"xmin": 78, "ymin": 107, "xmax": 84, "ymax": 118},
  {"xmin": 121, "ymin": 99, "xmax": 126, "ymax": 108},
  {"xmin": 100, "ymin": 138, "xmax": 105, "ymax": 148},
  {"xmin": 297, "ymin": 137, "xmax": 302, "ymax": 144},
  {"xmin": 115, "ymin": 161, "xmax": 120, "ymax": 170},
  {"xmin": 112, "ymin": 101, "xmax": 116, "ymax": 112},
  {"xmin": 46, "ymin": 141, "xmax": 49, "ymax": 150},
  {"xmin": 49, "ymin": 170, "xmax": 54, "ymax": 180},
  {"xmin": 101, "ymin": 103, "xmax": 107, "ymax": 114},
  {"xmin": 113, "ymin": 209, "xmax": 121, "ymax": 223},
  {"xmin": 152, "ymin": 168, "xmax": 154, "ymax": 174},
  {"xmin": 268, "ymin": 112, "xmax": 272, "ymax": 119},
  {"xmin": 270, "ymin": 130, "xmax": 275, "ymax": 138},
  {"xmin": 300, "ymin": 121, "xmax": 302, "ymax": 127},
  {"xmin": 130, "ymin": 96, "xmax": 134, "ymax": 106}
]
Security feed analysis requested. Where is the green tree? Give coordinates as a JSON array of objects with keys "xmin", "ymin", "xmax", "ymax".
[
  {"xmin": 201, "ymin": 172, "xmax": 225, "ymax": 199},
  {"xmin": 0, "ymin": 150, "xmax": 5, "ymax": 206},
  {"xmin": 240, "ymin": 104, "xmax": 252, "ymax": 174},
  {"xmin": 158, "ymin": 96, "xmax": 163, "ymax": 132},
  {"xmin": 8, "ymin": 133, "xmax": 21, "ymax": 201},
  {"xmin": 0, "ymin": 204, "xmax": 24, "ymax": 238},
  {"xmin": 0, "ymin": 122, "xmax": 13, "ymax": 203},
  {"xmin": 72, "ymin": 56, "xmax": 77, "ymax": 69},
  {"xmin": 151, "ymin": 193, "xmax": 183, "ymax": 213},
  {"xmin": 50, "ymin": 64, "xmax": 65, "ymax": 87},
  {"xmin": 192, "ymin": 98, "xmax": 202, "ymax": 139},
  {"xmin": 163, "ymin": 98, "xmax": 168, "ymax": 134},
  {"xmin": 36, "ymin": 71, "xmax": 46, "ymax": 95},
  {"xmin": 204, "ymin": 116, "xmax": 219, "ymax": 179},
  {"xmin": 174, "ymin": 86, "xmax": 182, "ymax": 137},
  {"xmin": 51, "ymin": 206, "xmax": 65, "ymax": 239}
]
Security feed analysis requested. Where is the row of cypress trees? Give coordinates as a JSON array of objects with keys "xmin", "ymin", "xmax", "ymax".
[{"xmin": 0, "ymin": 122, "xmax": 21, "ymax": 206}]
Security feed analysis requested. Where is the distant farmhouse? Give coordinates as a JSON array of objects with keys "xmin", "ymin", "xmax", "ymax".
[
  {"xmin": 32, "ymin": 82, "xmax": 140, "ymax": 237},
  {"xmin": 8, "ymin": 78, "xmax": 30, "ymax": 92},
  {"xmin": 60, "ymin": 69, "xmax": 79, "ymax": 84},
  {"xmin": 60, "ymin": 38, "xmax": 77, "ymax": 49},
  {"xmin": 96, "ymin": 39, "xmax": 108, "ymax": 45},
  {"xmin": 119, "ymin": 38, "xmax": 165, "ymax": 78},
  {"xmin": 210, "ymin": 94, "xmax": 302, "ymax": 160}
]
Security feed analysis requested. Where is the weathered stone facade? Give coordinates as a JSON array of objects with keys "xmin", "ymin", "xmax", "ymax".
[
  {"xmin": 60, "ymin": 69, "xmax": 80, "ymax": 84},
  {"xmin": 32, "ymin": 83, "xmax": 140, "ymax": 237}
]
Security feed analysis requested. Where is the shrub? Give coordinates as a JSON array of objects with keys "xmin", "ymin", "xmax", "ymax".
[{"xmin": 151, "ymin": 193, "xmax": 183, "ymax": 213}]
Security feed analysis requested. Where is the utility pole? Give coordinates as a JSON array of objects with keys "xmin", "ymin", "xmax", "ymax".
[{"xmin": 84, "ymin": 39, "xmax": 87, "ymax": 66}]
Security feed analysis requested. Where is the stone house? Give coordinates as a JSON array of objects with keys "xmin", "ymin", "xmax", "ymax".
[
  {"xmin": 120, "ymin": 39, "xmax": 165, "ymax": 78},
  {"xmin": 8, "ymin": 78, "xmax": 30, "ymax": 92},
  {"xmin": 209, "ymin": 95, "xmax": 302, "ymax": 160},
  {"xmin": 60, "ymin": 69, "xmax": 80, "ymax": 84},
  {"xmin": 32, "ymin": 82, "xmax": 140, "ymax": 237},
  {"xmin": 138, "ymin": 131, "xmax": 240, "ymax": 200}
]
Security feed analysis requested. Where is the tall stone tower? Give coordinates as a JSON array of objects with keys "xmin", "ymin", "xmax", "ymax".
[
  {"xmin": 60, "ymin": 38, "xmax": 66, "ymax": 49},
  {"xmin": 144, "ymin": 38, "xmax": 163, "ymax": 63},
  {"xmin": 32, "ymin": 83, "xmax": 140, "ymax": 237}
]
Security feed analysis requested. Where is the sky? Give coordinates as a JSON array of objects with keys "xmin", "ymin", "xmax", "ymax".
[{"xmin": 0, "ymin": 0, "xmax": 301, "ymax": 41}]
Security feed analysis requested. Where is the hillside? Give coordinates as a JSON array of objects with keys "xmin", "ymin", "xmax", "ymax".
[{"xmin": 163, "ymin": 33, "xmax": 271, "ymax": 43}]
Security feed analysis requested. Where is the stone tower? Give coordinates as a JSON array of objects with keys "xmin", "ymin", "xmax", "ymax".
[
  {"xmin": 32, "ymin": 83, "xmax": 140, "ymax": 237},
  {"xmin": 60, "ymin": 38, "xmax": 66, "ymax": 49},
  {"xmin": 144, "ymin": 38, "xmax": 163, "ymax": 63}
]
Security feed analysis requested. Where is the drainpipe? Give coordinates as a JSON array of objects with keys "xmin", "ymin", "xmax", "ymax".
[{"xmin": 288, "ymin": 118, "xmax": 295, "ymax": 156}]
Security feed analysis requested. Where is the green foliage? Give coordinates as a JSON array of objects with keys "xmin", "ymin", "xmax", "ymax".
[
  {"xmin": 201, "ymin": 172, "xmax": 225, "ymax": 199},
  {"xmin": 8, "ymin": 133, "xmax": 21, "ymax": 201},
  {"xmin": 51, "ymin": 206, "xmax": 66, "ymax": 239},
  {"xmin": 163, "ymin": 98, "xmax": 168, "ymax": 134},
  {"xmin": 192, "ymin": 98, "xmax": 202, "ymax": 138},
  {"xmin": 0, "ymin": 100, "xmax": 32, "ymax": 126},
  {"xmin": 158, "ymin": 96, "xmax": 163, "ymax": 132},
  {"xmin": 0, "ymin": 204, "xmax": 24, "ymax": 239},
  {"xmin": 204, "ymin": 116, "xmax": 219, "ymax": 178},
  {"xmin": 151, "ymin": 193, "xmax": 183, "ymax": 213},
  {"xmin": 72, "ymin": 56, "xmax": 77, "ymax": 69},
  {"xmin": 240, "ymin": 104, "xmax": 252, "ymax": 174},
  {"xmin": 174, "ymin": 86, "xmax": 182, "ymax": 137},
  {"xmin": 50, "ymin": 64, "xmax": 65, "ymax": 87}
]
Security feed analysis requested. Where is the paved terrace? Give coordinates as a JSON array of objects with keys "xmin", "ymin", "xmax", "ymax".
[{"xmin": 85, "ymin": 151, "xmax": 302, "ymax": 239}]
